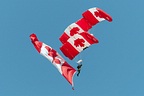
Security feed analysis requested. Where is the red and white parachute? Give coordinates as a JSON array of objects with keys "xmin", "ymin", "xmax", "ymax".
[
  {"xmin": 59, "ymin": 7, "xmax": 112, "ymax": 60},
  {"xmin": 30, "ymin": 33, "xmax": 76, "ymax": 88}
]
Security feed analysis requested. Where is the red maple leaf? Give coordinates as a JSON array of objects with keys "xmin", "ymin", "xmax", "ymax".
[
  {"xmin": 49, "ymin": 49, "xmax": 57, "ymax": 58},
  {"xmin": 70, "ymin": 27, "xmax": 80, "ymax": 36},
  {"xmin": 74, "ymin": 38, "xmax": 85, "ymax": 47},
  {"xmin": 45, "ymin": 46, "xmax": 57, "ymax": 58},
  {"xmin": 45, "ymin": 46, "xmax": 51, "ymax": 52},
  {"xmin": 94, "ymin": 11, "xmax": 103, "ymax": 18},
  {"xmin": 53, "ymin": 58, "xmax": 61, "ymax": 64}
]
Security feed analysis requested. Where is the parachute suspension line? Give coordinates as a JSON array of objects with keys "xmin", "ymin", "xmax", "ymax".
[
  {"xmin": 73, "ymin": 51, "xmax": 81, "ymax": 63},
  {"xmin": 79, "ymin": 52, "xmax": 82, "ymax": 61},
  {"xmin": 75, "ymin": 52, "xmax": 83, "ymax": 64}
]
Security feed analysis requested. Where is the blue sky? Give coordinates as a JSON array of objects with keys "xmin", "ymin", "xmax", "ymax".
[{"xmin": 0, "ymin": 0, "xmax": 144, "ymax": 96}]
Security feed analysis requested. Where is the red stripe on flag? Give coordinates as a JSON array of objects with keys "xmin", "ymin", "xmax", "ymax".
[
  {"xmin": 59, "ymin": 32, "xmax": 70, "ymax": 44},
  {"xmin": 60, "ymin": 42, "xmax": 79, "ymax": 60},
  {"xmin": 80, "ymin": 32, "xmax": 99, "ymax": 44},
  {"xmin": 62, "ymin": 62, "xmax": 76, "ymax": 86},
  {"xmin": 76, "ymin": 18, "xmax": 92, "ymax": 31},
  {"xmin": 82, "ymin": 9, "xmax": 99, "ymax": 26}
]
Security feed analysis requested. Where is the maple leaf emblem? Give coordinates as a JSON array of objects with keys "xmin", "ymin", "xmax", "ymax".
[
  {"xmin": 45, "ymin": 46, "xmax": 51, "ymax": 51},
  {"xmin": 74, "ymin": 38, "xmax": 85, "ymax": 47},
  {"xmin": 70, "ymin": 27, "xmax": 80, "ymax": 36},
  {"xmin": 53, "ymin": 58, "xmax": 61, "ymax": 64},
  {"xmin": 45, "ymin": 46, "xmax": 57, "ymax": 58},
  {"xmin": 94, "ymin": 11, "xmax": 103, "ymax": 18}
]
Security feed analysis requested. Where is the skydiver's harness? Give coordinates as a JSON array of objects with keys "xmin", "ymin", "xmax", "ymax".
[
  {"xmin": 77, "ymin": 60, "xmax": 83, "ymax": 76},
  {"xmin": 77, "ymin": 64, "xmax": 82, "ymax": 76}
]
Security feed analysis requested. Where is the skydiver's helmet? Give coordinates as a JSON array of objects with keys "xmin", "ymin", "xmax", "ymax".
[{"xmin": 77, "ymin": 59, "xmax": 82, "ymax": 65}]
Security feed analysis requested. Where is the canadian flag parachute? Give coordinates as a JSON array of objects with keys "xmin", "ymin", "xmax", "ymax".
[
  {"xmin": 59, "ymin": 7, "xmax": 112, "ymax": 60},
  {"xmin": 30, "ymin": 33, "xmax": 76, "ymax": 88}
]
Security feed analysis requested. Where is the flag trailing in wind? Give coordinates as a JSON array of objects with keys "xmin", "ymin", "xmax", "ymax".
[{"xmin": 30, "ymin": 33, "xmax": 76, "ymax": 88}]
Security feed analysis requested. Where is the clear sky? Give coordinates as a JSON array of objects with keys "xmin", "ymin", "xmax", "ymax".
[{"xmin": 0, "ymin": 0, "xmax": 144, "ymax": 96}]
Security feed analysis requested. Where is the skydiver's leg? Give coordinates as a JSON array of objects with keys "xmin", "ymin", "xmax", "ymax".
[
  {"xmin": 77, "ymin": 64, "xmax": 82, "ymax": 76},
  {"xmin": 77, "ymin": 70, "xmax": 80, "ymax": 76}
]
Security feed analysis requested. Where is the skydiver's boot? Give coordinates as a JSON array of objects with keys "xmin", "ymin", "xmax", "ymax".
[{"xmin": 77, "ymin": 72, "xmax": 80, "ymax": 76}]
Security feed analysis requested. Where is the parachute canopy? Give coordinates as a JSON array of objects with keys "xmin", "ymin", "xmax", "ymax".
[{"xmin": 59, "ymin": 7, "xmax": 112, "ymax": 60}]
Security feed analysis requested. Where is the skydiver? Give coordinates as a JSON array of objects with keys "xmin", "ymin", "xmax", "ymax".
[{"xmin": 76, "ymin": 59, "xmax": 82, "ymax": 76}]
